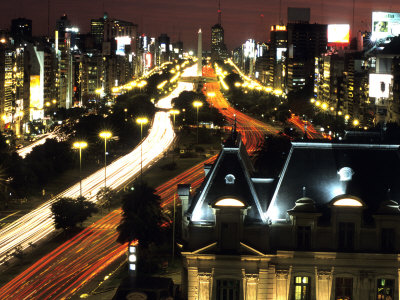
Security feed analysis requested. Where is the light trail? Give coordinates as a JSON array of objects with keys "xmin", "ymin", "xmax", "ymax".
[
  {"xmin": 17, "ymin": 133, "xmax": 55, "ymax": 158},
  {"xmin": 0, "ymin": 65, "xmax": 196, "ymax": 267},
  {"xmin": 0, "ymin": 64, "xmax": 284, "ymax": 299}
]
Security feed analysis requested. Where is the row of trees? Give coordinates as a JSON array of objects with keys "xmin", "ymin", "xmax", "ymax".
[
  {"xmin": 50, "ymin": 181, "xmax": 169, "ymax": 273},
  {"xmin": 171, "ymin": 91, "xmax": 225, "ymax": 128}
]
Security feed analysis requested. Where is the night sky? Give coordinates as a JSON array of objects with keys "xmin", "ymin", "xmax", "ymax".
[{"xmin": 0, "ymin": 0, "xmax": 399, "ymax": 50}]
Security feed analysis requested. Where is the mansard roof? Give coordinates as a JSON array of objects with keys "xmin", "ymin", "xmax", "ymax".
[
  {"xmin": 266, "ymin": 142, "xmax": 400, "ymax": 222},
  {"xmin": 186, "ymin": 134, "xmax": 268, "ymax": 224}
]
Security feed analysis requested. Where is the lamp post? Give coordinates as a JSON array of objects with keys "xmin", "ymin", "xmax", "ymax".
[
  {"xmin": 193, "ymin": 101, "xmax": 203, "ymax": 144},
  {"xmin": 136, "ymin": 117, "xmax": 148, "ymax": 181},
  {"xmin": 169, "ymin": 109, "xmax": 180, "ymax": 128},
  {"xmin": 169, "ymin": 110, "xmax": 180, "ymax": 162},
  {"xmin": 73, "ymin": 141, "xmax": 88, "ymax": 197},
  {"xmin": 99, "ymin": 131, "xmax": 112, "ymax": 188}
]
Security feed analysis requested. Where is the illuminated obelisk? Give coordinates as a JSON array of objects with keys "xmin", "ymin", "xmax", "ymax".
[{"xmin": 197, "ymin": 28, "xmax": 202, "ymax": 76}]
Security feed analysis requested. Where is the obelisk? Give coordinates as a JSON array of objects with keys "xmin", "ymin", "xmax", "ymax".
[{"xmin": 197, "ymin": 28, "xmax": 202, "ymax": 76}]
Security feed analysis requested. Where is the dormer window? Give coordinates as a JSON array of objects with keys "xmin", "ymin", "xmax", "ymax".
[
  {"xmin": 333, "ymin": 198, "xmax": 363, "ymax": 207},
  {"xmin": 215, "ymin": 198, "xmax": 245, "ymax": 207},
  {"xmin": 330, "ymin": 195, "xmax": 364, "ymax": 208},
  {"xmin": 225, "ymin": 174, "xmax": 235, "ymax": 184}
]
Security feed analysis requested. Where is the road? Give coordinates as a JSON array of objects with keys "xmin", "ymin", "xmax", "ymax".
[
  {"xmin": 0, "ymin": 65, "xmax": 317, "ymax": 299},
  {"xmin": 17, "ymin": 133, "xmax": 55, "ymax": 158},
  {"xmin": 0, "ymin": 64, "xmax": 196, "ymax": 268},
  {"xmin": 0, "ymin": 64, "xmax": 279, "ymax": 299}
]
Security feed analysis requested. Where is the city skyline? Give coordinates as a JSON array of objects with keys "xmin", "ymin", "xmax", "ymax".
[{"xmin": 1, "ymin": 0, "xmax": 400, "ymax": 50}]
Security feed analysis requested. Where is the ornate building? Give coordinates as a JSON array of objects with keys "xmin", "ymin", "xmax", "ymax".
[{"xmin": 179, "ymin": 132, "xmax": 400, "ymax": 299}]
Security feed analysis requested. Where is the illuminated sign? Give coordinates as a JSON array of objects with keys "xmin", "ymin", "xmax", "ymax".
[
  {"xmin": 244, "ymin": 39, "xmax": 255, "ymax": 58},
  {"xmin": 371, "ymin": 12, "xmax": 400, "ymax": 42},
  {"xmin": 30, "ymin": 75, "xmax": 42, "ymax": 109},
  {"xmin": 276, "ymin": 47, "xmax": 287, "ymax": 60},
  {"xmin": 115, "ymin": 36, "xmax": 131, "ymax": 56},
  {"xmin": 145, "ymin": 52, "xmax": 152, "ymax": 69},
  {"xmin": 327, "ymin": 24, "xmax": 350, "ymax": 44},
  {"xmin": 160, "ymin": 43, "xmax": 166, "ymax": 53},
  {"xmin": 271, "ymin": 25, "xmax": 286, "ymax": 31},
  {"xmin": 369, "ymin": 73, "xmax": 392, "ymax": 98}
]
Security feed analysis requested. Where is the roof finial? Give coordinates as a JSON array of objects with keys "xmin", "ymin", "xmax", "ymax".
[{"xmin": 302, "ymin": 186, "xmax": 306, "ymax": 197}]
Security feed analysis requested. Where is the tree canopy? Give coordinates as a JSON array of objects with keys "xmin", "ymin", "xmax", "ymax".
[
  {"xmin": 117, "ymin": 181, "xmax": 168, "ymax": 248},
  {"xmin": 51, "ymin": 196, "xmax": 98, "ymax": 231}
]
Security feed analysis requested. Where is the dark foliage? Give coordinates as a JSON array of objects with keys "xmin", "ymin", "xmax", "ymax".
[
  {"xmin": 51, "ymin": 196, "xmax": 98, "ymax": 231},
  {"xmin": 117, "ymin": 181, "xmax": 168, "ymax": 248},
  {"xmin": 172, "ymin": 91, "xmax": 225, "ymax": 127},
  {"xmin": 223, "ymin": 73, "xmax": 282, "ymax": 120}
]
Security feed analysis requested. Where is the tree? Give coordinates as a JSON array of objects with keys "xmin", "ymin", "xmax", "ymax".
[
  {"xmin": 51, "ymin": 196, "xmax": 98, "ymax": 231},
  {"xmin": 96, "ymin": 187, "xmax": 118, "ymax": 210},
  {"xmin": 117, "ymin": 181, "xmax": 168, "ymax": 249}
]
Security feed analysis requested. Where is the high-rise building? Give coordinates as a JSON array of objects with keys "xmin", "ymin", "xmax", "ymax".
[
  {"xmin": 90, "ymin": 13, "xmax": 107, "ymax": 49},
  {"xmin": 11, "ymin": 18, "xmax": 32, "ymax": 43},
  {"xmin": 158, "ymin": 33, "xmax": 170, "ymax": 65},
  {"xmin": 268, "ymin": 25, "xmax": 288, "ymax": 89},
  {"xmin": 286, "ymin": 23, "xmax": 327, "ymax": 94},
  {"xmin": 211, "ymin": 1, "xmax": 228, "ymax": 61}
]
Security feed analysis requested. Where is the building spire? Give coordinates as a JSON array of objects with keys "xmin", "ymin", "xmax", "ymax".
[{"xmin": 218, "ymin": 0, "xmax": 221, "ymax": 25}]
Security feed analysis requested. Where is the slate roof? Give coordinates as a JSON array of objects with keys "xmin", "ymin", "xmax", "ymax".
[
  {"xmin": 187, "ymin": 133, "xmax": 269, "ymax": 224},
  {"xmin": 266, "ymin": 142, "xmax": 400, "ymax": 222}
]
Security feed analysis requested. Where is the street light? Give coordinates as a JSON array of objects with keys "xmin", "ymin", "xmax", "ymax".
[
  {"xmin": 136, "ymin": 117, "xmax": 148, "ymax": 181},
  {"xmin": 73, "ymin": 141, "xmax": 88, "ymax": 197},
  {"xmin": 169, "ymin": 109, "xmax": 180, "ymax": 128},
  {"xmin": 193, "ymin": 100, "xmax": 203, "ymax": 144},
  {"xmin": 99, "ymin": 131, "xmax": 112, "ymax": 188}
]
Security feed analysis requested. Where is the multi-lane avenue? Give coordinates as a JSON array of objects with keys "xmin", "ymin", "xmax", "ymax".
[
  {"xmin": 0, "ymin": 64, "xmax": 325, "ymax": 299},
  {"xmin": 0, "ymin": 64, "xmax": 196, "ymax": 268}
]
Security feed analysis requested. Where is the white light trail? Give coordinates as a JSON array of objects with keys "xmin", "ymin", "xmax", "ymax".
[
  {"xmin": 17, "ymin": 133, "xmax": 55, "ymax": 158},
  {"xmin": 0, "ymin": 68, "xmax": 195, "ymax": 265}
]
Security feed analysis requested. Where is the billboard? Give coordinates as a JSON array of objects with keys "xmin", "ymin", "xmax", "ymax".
[
  {"xmin": 369, "ymin": 74, "xmax": 392, "ymax": 98},
  {"xmin": 328, "ymin": 24, "xmax": 350, "ymax": 44},
  {"xmin": 115, "ymin": 36, "xmax": 131, "ymax": 56},
  {"xmin": 371, "ymin": 12, "xmax": 400, "ymax": 42},
  {"xmin": 145, "ymin": 52, "xmax": 152, "ymax": 69}
]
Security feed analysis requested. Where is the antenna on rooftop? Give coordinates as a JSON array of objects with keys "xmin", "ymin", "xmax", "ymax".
[
  {"xmin": 47, "ymin": 0, "xmax": 50, "ymax": 38},
  {"xmin": 218, "ymin": 0, "xmax": 222, "ymax": 25},
  {"xmin": 302, "ymin": 186, "xmax": 306, "ymax": 197}
]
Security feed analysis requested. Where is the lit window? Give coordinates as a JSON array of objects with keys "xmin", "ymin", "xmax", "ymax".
[
  {"xmin": 225, "ymin": 174, "xmax": 235, "ymax": 184},
  {"xmin": 215, "ymin": 198, "xmax": 245, "ymax": 207},
  {"xmin": 377, "ymin": 279, "xmax": 394, "ymax": 300},
  {"xmin": 294, "ymin": 276, "xmax": 310, "ymax": 300},
  {"xmin": 333, "ymin": 198, "xmax": 363, "ymax": 207}
]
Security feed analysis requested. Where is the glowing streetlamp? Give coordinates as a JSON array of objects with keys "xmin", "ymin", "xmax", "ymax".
[
  {"xmin": 73, "ymin": 141, "xmax": 88, "ymax": 197},
  {"xmin": 136, "ymin": 117, "xmax": 149, "ymax": 181},
  {"xmin": 193, "ymin": 100, "xmax": 203, "ymax": 144},
  {"xmin": 99, "ymin": 131, "xmax": 112, "ymax": 187},
  {"xmin": 169, "ymin": 109, "xmax": 180, "ymax": 128}
]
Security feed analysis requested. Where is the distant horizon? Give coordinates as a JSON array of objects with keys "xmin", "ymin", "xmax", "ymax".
[{"xmin": 0, "ymin": 0, "xmax": 399, "ymax": 50}]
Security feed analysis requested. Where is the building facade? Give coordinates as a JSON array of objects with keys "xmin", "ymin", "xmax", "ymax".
[{"xmin": 179, "ymin": 132, "xmax": 400, "ymax": 299}]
